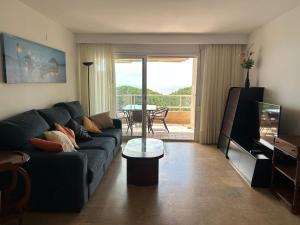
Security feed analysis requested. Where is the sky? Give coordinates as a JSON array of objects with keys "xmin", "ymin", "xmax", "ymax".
[{"xmin": 115, "ymin": 58, "xmax": 194, "ymax": 95}]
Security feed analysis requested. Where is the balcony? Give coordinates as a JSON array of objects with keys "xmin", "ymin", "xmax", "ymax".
[{"xmin": 117, "ymin": 94, "xmax": 194, "ymax": 140}]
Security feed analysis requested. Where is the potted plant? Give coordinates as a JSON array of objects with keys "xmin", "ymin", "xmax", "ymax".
[{"xmin": 241, "ymin": 50, "xmax": 255, "ymax": 88}]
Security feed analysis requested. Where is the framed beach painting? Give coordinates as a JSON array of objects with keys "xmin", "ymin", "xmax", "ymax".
[{"xmin": 1, "ymin": 33, "xmax": 66, "ymax": 83}]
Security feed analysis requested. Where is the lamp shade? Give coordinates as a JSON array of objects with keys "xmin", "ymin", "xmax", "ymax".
[{"xmin": 82, "ymin": 62, "xmax": 94, "ymax": 66}]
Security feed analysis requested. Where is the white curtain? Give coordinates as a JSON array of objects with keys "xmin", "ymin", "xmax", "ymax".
[
  {"xmin": 199, "ymin": 44, "xmax": 243, "ymax": 144},
  {"xmin": 78, "ymin": 44, "xmax": 116, "ymax": 116}
]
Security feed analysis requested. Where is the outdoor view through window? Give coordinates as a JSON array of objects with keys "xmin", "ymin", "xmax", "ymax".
[{"xmin": 115, "ymin": 57, "xmax": 196, "ymax": 140}]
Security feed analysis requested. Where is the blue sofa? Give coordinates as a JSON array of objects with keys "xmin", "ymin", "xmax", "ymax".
[{"xmin": 0, "ymin": 101, "xmax": 122, "ymax": 212}]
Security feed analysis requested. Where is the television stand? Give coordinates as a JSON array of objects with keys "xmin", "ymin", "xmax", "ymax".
[{"xmin": 227, "ymin": 139, "xmax": 272, "ymax": 187}]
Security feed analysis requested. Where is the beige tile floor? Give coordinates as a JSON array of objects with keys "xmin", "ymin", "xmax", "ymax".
[
  {"xmin": 24, "ymin": 143, "xmax": 300, "ymax": 225},
  {"xmin": 123, "ymin": 123, "xmax": 194, "ymax": 140}
]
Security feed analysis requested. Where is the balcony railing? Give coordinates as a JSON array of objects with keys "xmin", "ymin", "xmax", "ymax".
[{"xmin": 116, "ymin": 94, "xmax": 192, "ymax": 112}]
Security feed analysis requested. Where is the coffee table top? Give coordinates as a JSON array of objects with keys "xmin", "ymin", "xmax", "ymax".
[{"xmin": 122, "ymin": 138, "xmax": 164, "ymax": 159}]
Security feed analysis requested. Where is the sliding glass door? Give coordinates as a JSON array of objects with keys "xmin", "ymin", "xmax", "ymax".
[
  {"xmin": 115, "ymin": 58, "xmax": 146, "ymax": 140},
  {"xmin": 146, "ymin": 57, "xmax": 196, "ymax": 140},
  {"xmin": 114, "ymin": 56, "xmax": 197, "ymax": 141}
]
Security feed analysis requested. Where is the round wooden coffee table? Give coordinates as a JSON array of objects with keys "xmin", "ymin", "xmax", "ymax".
[{"xmin": 122, "ymin": 138, "xmax": 164, "ymax": 186}]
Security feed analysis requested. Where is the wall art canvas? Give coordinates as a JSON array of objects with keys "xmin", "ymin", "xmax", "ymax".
[{"xmin": 1, "ymin": 33, "xmax": 66, "ymax": 83}]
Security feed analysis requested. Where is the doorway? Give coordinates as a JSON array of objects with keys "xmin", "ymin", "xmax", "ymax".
[{"xmin": 114, "ymin": 56, "xmax": 197, "ymax": 141}]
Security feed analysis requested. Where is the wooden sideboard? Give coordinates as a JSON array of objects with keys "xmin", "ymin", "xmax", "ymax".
[
  {"xmin": 218, "ymin": 87, "xmax": 264, "ymax": 154},
  {"xmin": 271, "ymin": 135, "xmax": 300, "ymax": 214},
  {"xmin": 227, "ymin": 139, "xmax": 272, "ymax": 187}
]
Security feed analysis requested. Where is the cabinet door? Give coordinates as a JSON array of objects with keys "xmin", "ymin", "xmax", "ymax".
[{"xmin": 239, "ymin": 149, "xmax": 256, "ymax": 184}]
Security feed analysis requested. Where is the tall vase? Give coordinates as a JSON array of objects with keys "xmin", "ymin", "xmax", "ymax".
[{"xmin": 245, "ymin": 69, "xmax": 250, "ymax": 88}]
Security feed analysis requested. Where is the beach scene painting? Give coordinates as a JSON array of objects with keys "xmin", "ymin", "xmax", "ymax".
[{"xmin": 1, "ymin": 33, "xmax": 66, "ymax": 83}]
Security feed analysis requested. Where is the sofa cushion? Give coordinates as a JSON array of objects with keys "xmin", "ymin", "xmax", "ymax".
[
  {"xmin": 44, "ymin": 131, "xmax": 76, "ymax": 152},
  {"xmin": 92, "ymin": 128, "xmax": 122, "ymax": 146},
  {"xmin": 55, "ymin": 101, "xmax": 84, "ymax": 125},
  {"xmin": 0, "ymin": 110, "xmax": 50, "ymax": 149},
  {"xmin": 78, "ymin": 137, "xmax": 115, "ymax": 151},
  {"xmin": 38, "ymin": 107, "xmax": 71, "ymax": 128},
  {"xmin": 66, "ymin": 119, "xmax": 92, "ymax": 141},
  {"xmin": 30, "ymin": 138, "xmax": 63, "ymax": 152},
  {"xmin": 81, "ymin": 150, "xmax": 107, "ymax": 184},
  {"xmin": 55, "ymin": 123, "xmax": 79, "ymax": 149},
  {"xmin": 90, "ymin": 112, "xmax": 114, "ymax": 129},
  {"xmin": 83, "ymin": 116, "xmax": 101, "ymax": 134}
]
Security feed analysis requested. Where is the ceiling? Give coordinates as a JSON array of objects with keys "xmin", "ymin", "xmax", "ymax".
[{"xmin": 20, "ymin": 0, "xmax": 300, "ymax": 34}]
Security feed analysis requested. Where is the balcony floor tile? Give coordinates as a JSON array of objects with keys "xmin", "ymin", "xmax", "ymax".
[{"xmin": 122, "ymin": 123, "xmax": 194, "ymax": 141}]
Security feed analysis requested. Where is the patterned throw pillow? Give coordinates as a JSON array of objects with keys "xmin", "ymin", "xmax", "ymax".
[
  {"xmin": 54, "ymin": 123, "xmax": 79, "ymax": 149},
  {"xmin": 83, "ymin": 116, "xmax": 101, "ymax": 134},
  {"xmin": 30, "ymin": 137, "xmax": 63, "ymax": 152},
  {"xmin": 66, "ymin": 119, "xmax": 92, "ymax": 141},
  {"xmin": 44, "ymin": 131, "xmax": 76, "ymax": 152},
  {"xmin": 91, "ymin": 112, "xmax": 114, "ymax": 129}
]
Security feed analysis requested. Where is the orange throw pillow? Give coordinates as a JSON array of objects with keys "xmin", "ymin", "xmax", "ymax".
[
  {"xmin": 30, "ymin": 138, "xmax": 63, "ymax": 152},
  {"xmin": 55, "ymin": 123, "xmax": 79, "ymax": 149},
  {"xmin": 83, "ymin": 116, "xmax": 102, "ymax": 134}
]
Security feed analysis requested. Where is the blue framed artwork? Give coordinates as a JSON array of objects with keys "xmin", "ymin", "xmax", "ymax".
[{"xmin": 1, "ymin": 33, "xmax": 66, "ymax": 83}]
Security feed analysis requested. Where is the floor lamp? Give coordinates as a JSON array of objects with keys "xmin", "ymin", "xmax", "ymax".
[{"xmin": 82, "ymin": 62, "xmax": 94, "ymax": 116}]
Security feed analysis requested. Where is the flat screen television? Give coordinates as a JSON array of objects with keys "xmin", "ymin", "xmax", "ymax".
[{"xmin": 258, "ymin": 102, "xmax": 281, "ymax": 146}]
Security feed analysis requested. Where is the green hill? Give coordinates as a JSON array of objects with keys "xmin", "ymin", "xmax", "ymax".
[
  {"xmin": 116, "ymin": 85, "xmax": 192, "ymax": 111},
  {"xmin": 170, "ymin": 87, "xmax": 192, "ymax": 95},
  {"xmin": 116, "ymin": 85, "xmax": 161, "ymax": 95}
]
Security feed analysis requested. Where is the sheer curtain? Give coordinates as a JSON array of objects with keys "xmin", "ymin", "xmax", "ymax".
[
  {"xmin": 199, "ymin": 44, "xmax": 243, "ymax": 144},
  {"xmin": 78, "ymin": 44, "xmax": 116, "ymax": 116}
]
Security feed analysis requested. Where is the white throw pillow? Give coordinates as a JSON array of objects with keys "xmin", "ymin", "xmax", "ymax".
[{"xmin": 44, "ymin": 131, "xmax": 76, "ymax": 152}]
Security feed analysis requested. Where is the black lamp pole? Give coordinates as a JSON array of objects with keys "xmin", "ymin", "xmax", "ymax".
[{"xmin": 82, "ymin": 62, "xmax": 94, "ymax": 116}]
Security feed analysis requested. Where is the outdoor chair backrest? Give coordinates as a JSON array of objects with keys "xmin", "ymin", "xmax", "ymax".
[
  {"xmin": 131, "ymin": 110, "xmax": 143, "ymax": 123},
  {"xmin": 154, "ymin": 107, "xmax": 169, "ymax": 119}
]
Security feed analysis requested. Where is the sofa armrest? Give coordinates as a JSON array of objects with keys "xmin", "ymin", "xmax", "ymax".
[
  {"xmin": 24, "ymin": 151, "xmax": 88, "ymax": 212},
  {"xmin": 112, "ymin": 118, "xmax": 122, "ymax": 129}
]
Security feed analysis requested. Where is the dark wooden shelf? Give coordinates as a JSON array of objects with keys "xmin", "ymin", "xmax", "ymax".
[
  {"xmin": 271, "ymin": 136, "xmax": 300, "ymax": 214},
  {"xmin": 273, "ymin": 187, "xmax": 293, "ymax": 208},
  {"xmin": 275, "ymin": 164, "xmax": 296, "ymax": 182}
]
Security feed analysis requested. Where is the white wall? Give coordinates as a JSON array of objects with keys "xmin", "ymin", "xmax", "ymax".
[
  {"xmin": 0, "ymin": 0, "xmax": 77, "ymax": 119},
  {"xmin": 249, "ymin": 6, "xmax": 300, "ymax": 135},
  {"xmin": 76, "ymin": 33, "xmax": 248, "ymax": 45},
  {"xmin": 112, "ymin": 44, "xmax": 200, "ymax": 56}
]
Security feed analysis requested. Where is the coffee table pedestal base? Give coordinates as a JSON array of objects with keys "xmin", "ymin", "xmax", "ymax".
[{"xmin": 127, "ymin": 158, "xmax": 159, "ymax": 186}]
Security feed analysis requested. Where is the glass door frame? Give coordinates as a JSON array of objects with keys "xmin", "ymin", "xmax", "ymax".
[
  {"xmin": 114, "ymin": 53, "xmax": 200, "ymax": 141},
  {"xmin": 146, "ymin": 55, "xmax": 200, "ymax": 142},
  {"xmin": 114, "ymin": 54, "xmax": 148, "ymax": 139}
]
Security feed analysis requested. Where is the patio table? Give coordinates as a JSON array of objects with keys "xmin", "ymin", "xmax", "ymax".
[
  {"xmin": 122, "ymin": 104, "xmax": 157, "ymax": 111},
  {"xmin": 122, "ymin": 104, "xmax": 157, "ymax": 135}
]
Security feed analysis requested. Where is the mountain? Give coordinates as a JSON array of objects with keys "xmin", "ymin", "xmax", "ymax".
[
  {"xmin": 116, "ymin": 85, "xmax": 192, "ymax": 111},
  {"xmin": 170, "ymin": 87, "xmax": 192, "ymax": 95},
  {"xmin": 116, "ymin": 85, "xmax": 161, "ymax": 95}
]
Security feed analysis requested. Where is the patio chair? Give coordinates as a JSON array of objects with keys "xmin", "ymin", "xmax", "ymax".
[
  {"xmin": 149, "ymin": 107, "xmax": 169, "ymax": 133},
  {"xmin": 127, "ymin": 110, "xmax": 143, "ymax": 136}
]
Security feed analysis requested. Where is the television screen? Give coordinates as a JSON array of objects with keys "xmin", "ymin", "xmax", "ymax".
[{"xmin": 258, "ymin": 102, "xmax": 281, "ymax": 144}]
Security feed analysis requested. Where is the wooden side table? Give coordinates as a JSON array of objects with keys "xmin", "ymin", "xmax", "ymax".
[{"xmin": 0, "ymin": 151, "xmax": 31, "ymax": 225}]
